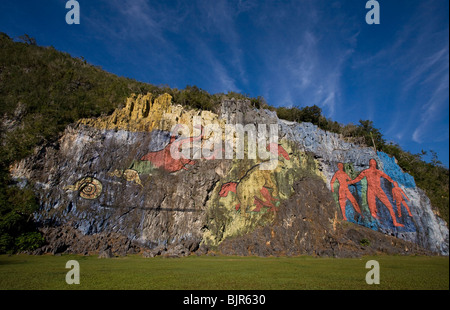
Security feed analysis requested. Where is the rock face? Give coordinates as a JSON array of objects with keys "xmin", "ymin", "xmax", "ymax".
[{"xmin": 10, "ymin": 94, "xmax": 449, "ymax": 256}]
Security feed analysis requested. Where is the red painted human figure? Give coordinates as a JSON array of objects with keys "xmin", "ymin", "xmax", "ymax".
[
  {"xmin": 330, "ymin": 163, "xmax": 362, "ymax": 220},
  {"xmin": 392, "ymin": 182, "xmax": 412, "ymax": 218},
  {"xmin": 348, "ymin": 159, "xmax": 404, "ymax": 227}
]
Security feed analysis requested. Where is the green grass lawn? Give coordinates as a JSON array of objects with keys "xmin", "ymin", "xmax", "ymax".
[{"xmin": 0, "ymin": 254, "xmax": 448, "ymax": 290}]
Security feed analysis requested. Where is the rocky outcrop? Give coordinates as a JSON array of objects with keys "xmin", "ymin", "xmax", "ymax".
[
  {"xmin": 32, "ymin": 224, "xmax": 142, "ymax": 256},
  {"xmin": 79, "ymin": 92, "xmax": 223, "ymax": 133},
  {"xmin": 10, "ymin": 93, "xmax": 449, "ymax": 257}
]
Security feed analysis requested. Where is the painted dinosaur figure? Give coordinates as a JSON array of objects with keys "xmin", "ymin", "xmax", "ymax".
[
  {"xmin": 218, "ymin": 143, "xmax": 290, "ymax": 214},
  {"xmin": 140, "ymin": 125, "xmax": 203, "ymax": 173}
]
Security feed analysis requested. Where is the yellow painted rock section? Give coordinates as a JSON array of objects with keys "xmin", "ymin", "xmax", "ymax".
[
  {"xmin": 201, "ymin": 139, "xmax": 330, "ymax": 247},
  {"xmin": 78, "ymin": 93, "xmax": 225, "ymax": 134},
  {"xmin": 79, "ymin": 93, "xmax": 170, "ymax": 132}
]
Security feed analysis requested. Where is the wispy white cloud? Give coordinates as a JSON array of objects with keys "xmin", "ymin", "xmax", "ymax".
[
  {"xmin": 398, "ymin": 26, "xmax": 448, "ymax": 143},
  {"xmin": 81, "ymin": 0, "xmax": 194, "ymax": 83},
  {"xmin": 194, "ymin": 39, "xmax": 240, "ymax": 93},
  {"xmin": 412, "ymin": 69, "xmax": 449, "ymax": 143},
  {"xmin": 83, "ymin": 0, "xmax": 162, "ymax": 41},
  {"xmin": 351, "ymin": 0, "xmax": 448, "ymax": 147},
  {"xmin": 195, "ymin": 0, "xmax": 247, "ymax": 84},
  {"xmin": 258, "ymin": 3, "xmax": 357, "ymax": 118},
  {"xmin": 402, "ymin": 42, "xmax": 449, "ymax": 96}
]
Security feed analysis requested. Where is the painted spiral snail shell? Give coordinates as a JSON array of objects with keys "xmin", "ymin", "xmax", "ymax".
[{"xmin": 65, "ymin": 177, "xmax": 103, "ymax": 200}]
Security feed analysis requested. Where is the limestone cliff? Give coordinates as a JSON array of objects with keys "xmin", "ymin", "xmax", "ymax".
[{"xmin": 10, "ymin": 93, "xmax": 449, "ymax": 256}]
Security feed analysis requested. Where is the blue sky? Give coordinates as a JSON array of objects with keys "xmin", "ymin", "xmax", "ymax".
[{"xmin": 1, "ymin": 0, "xmax": 448, "ymax": 167}]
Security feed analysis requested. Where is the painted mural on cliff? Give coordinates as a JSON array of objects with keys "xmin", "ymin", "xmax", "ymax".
[
  {"xmin": 39, "ymin": 92, "xmax": 446, "ymax": 255},
  {"xmin": 65, "ymin": 92, "xmax": 418, "ymax": 234},
  {"xmin": 218, "ymin": 143, "xmax": 290, "ymax": 214},
  {"xmin": 64, "ymin": 177, "xmax": 103, "ymax": 200},
  {"xmin": 330, "ymin": 157, "xmax": 416, "ymax": 232}
]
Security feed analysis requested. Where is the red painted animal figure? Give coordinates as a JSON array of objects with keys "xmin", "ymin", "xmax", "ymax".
[
  {"xmin": 141, "ymin": 125, "xmax": 203, "ymax": 173},
  {"xmin": 252, "ymin": 187, "xmax": 279, "ymax": 212},
  {"xmin": 219, "ymin": 182, "xmax": 241, "ymax": 211}
]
